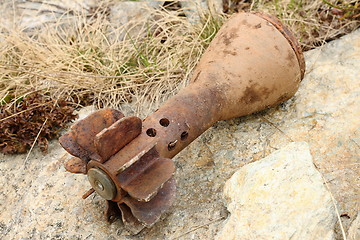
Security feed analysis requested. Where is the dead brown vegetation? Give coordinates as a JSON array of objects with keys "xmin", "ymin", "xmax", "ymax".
[{"xmin": 0, "ymin": 0, "xmax": 358, "ymax": 153}]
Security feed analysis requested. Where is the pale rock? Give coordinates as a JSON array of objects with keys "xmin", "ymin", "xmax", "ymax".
[
  {"xmin": 180, "ymin": 0, "xmax": 223, "ymax": 23},
  {"xmin": 12, "ymin": 0, "xmax": 97, "ymax": 31},
  {"xmin": 217, "ymin": 142, "xmax": 337, "ymax": 240},
  {"xmin": 108, "ymin": 1, "xmax": 164, "ymax": 41},
  {"xmin": 348, "ymin": 212, "xmax": 360, "ymax": 240},
  {"xmin": 0, "ymin": 0, "xmax": 163, "ymax": 37},
  {"xmin": 77, "ymin": 105, "xmax": 96, "ymax": 121}
]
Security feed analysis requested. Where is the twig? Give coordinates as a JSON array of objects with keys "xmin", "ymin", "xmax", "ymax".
[
  {"xmin": 171, "ymin": 216, "xmax": 225, "ymax": 239},
  {"xmin": 315, "ymin": 164, "xmax": 347, "ymax": 240},
  {"xmin": 322, "ymin": 0, "xmax": 359, "ymax": 11},
  {"xmin": 349, "ymin": 138, "xmax": 360, "ymax": 150},
  {"xmin": 306, "ymin": 16, "xmax": 335, "ymax": 74},
  {"xmin": 260, "ymin": 116, "xmax": 293, "ymax": 142},
  {"xmin": 82, "ymin": 188, "xmax": 95, "ymax": 199},
  {"xmin": 23, "ymin": 118, "xmax": 48, "ymax": 168},
  {"xmin": 0, "ymin": 100, "xmax": 56, "ymax": 122},
  {"xmin": 325, "ymin": 180, "xmax": 347, "ymax": 240}
]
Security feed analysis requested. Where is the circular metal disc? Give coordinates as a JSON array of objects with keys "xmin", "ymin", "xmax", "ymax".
[{"xmin": 87, "ymin": 168, "xmax": 117, "ymax": 200}]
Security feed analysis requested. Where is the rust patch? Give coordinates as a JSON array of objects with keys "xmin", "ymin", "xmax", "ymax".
[
  {"xmin": 286, "ymin": 50, "xmax": 295, "ymax": 67},
  {"xmin": 241, "ymin": 83, "xmax": 276, "ymax": 104},
  {"xmin": 230, "ymin": 27, "xmax": 238, "ymax": 33},
  {"xmin": 222, "ymin": 34, "xmax": 231, "ymax": 45},
  {"xmin": 207, "ymin": 72, "xmax": 218, "ymax": 82},
  {"xmin": 261, "ymin": 86, "xmax": 273, "ymax": 99},
  {"xmin": 253, "ymin": 23, "xmax": 262, "ymax": 29},
  {"xmin": 222, "ymin": 32, "xmax": 238, "ymax": 46},
  {"xmin": 59, "ymin": 108, "xmax": 124, "ymax": 162},
  {"xmin": 276, "ymin": 93, "xmax": 291, "ymax": 104},
  {"xmin": 241, "ymin": 84, "xmax": 262, "ymax": 104},
  {"xmin": 286, "ymin": 50, "xmax": 293, "ymax": 61},
  {"xmin": 224, "ymin": 68, "xmax": 241, "ymax": 80},
  {"xmin": 223, "ymin": 50, "xmax": 237, "ymax": 56},
  {"xmin": 95, "ymin": 116, "xmax": 142, "ymax": 161},
  {"xmin": 191, "ymin": 70, "xmax": 202, "ymax": 83},
  {"xmin": 64, "ymin": 157, "xmax": 87, "ymax": 174}
]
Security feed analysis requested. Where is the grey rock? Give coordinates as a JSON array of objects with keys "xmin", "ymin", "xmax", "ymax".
[
  {"xmin": 180, "ymin": 0, "xmax": 223, "ymax": 23},
  {"xmin": 348, "ymin": 212, "xmax": 360, "ymax": 240},
  {"xmin": 108, "ymin": 1, "xmax": 164, "ymax": 41},
  {"xmin": 217, "ymin": 142, "xmax": 337, "ymax": 240},
  {"xmin": 0, "ymin": 0, "xmax": 163, "ymax": 37},
  {"xmin": 8, "ymin": 0, "xmax": 97, "ymax": 31}
]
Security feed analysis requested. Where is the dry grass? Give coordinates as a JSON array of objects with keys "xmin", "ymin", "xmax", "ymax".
[
  {"xmin": 226, "ymin": 0, "xmax": 359, "ymax": 50},
  {"xmin": 0, "ymin": 1, "xmax": 225, "ymax": 113},
  {"xmin": 0, "ymin": 0, "xmax": 358, "ymax": 112}
]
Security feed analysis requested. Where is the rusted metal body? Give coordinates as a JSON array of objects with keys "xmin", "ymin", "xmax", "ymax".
[{"xmin": 59, "ymin": 12, "xmax": 305, "ymax": 233}]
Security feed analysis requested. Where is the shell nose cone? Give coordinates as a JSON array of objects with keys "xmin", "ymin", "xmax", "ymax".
[
  {"xmin": 87, "ymin": 168, "xmax": 117, "ymax": 200},
  {"xmin": 254, "ymin": 12, "xmax": 305, "ymax": 79}
]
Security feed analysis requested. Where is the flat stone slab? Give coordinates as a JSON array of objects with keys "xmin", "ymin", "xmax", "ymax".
[{"xmin": 0, "ymin": 28, "xmax": 359, "ymax": 240}]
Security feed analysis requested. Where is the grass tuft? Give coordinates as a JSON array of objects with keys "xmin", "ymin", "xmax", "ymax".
[
  {"xmin": 0, "ymin": 3, "xmax": 224, "ymax": 114},
  {"xmin": 0, "ymin": 1, "xmax": 359, "ymax": 154},
  {"xmin": 225, "ymin": 0, "xmax": 359, "ymax": 50}
]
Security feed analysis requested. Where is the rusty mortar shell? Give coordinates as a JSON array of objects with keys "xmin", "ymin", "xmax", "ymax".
[{"xmin": 59, "ymin": 12, "xmax": 305, "ymax": 233}]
